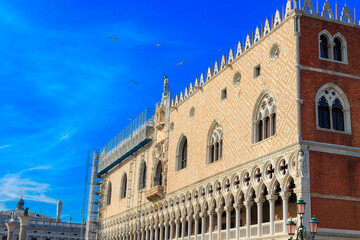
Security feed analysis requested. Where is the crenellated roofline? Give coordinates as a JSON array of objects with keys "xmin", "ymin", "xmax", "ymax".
[{"xmin": 170, "ymin": 0, "xmax": 360, "ymax": 110}]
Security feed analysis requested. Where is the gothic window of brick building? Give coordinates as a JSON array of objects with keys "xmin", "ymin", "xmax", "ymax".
[
  {"xmin": 120, "ymin": 174, "xmax": 127, "ymax": 199},
  {"xmin": 320, "ymin": 34, "xmax": 329, "ymax": 59},
  {"xmin": 138, "ymin": 161, "xmax": 147, "ymax": 190},
  {"xmin": 253, "ymin": 93, "xmax": 276, "ymax": 143},
  {"xmin": 207, "ymin": 123, "xmax": 223, "ymax": 164},
  {"xmin": 316, "ymin": 84, "xmax": 351, "ymax": 133},
  {"xmin": 106, "ymin": 182, "xmax": 112, "ymax": 205},
  {"xmin": 319, "ymin": 30, "xmax": 348, "ymax": 63}
]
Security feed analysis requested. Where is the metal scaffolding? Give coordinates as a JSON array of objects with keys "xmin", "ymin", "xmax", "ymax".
[{"xmin": 85, "ymin": 151, "xmax": 101, "ymax": 240}]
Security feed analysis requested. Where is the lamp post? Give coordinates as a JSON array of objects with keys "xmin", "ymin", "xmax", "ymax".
[{"xmin": 286, "ymin": 198, "xmax": 319, "ymax": 240}]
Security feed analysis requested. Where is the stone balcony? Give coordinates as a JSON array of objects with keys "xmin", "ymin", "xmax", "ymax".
[{"xmin": 146, "ymin": 185, "xmax": 164, "ymax": 201}]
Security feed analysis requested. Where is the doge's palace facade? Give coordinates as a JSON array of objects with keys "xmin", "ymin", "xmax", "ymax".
[{"xmin": 87, "ymin": 1, "xmax": 360, "ymax": 240}]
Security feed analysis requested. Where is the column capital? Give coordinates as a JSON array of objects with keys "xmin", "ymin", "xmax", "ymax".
[
  {"xmin": 233, "ymin": 203, "xmax": 243, "ymax": 210},
  {"xmin": 199, "ymin": 212, "xmax": 207, "ymax": 218},
  {"xmin": 266, "ymin": 194, "xmax": 278, "ymax": 202},
  {"xmin": 215, "ymin": 208, "xmax": 224, "ymax": 214},
  {"xmin": 254, "ymin": 197, "xmax": 265, "ymax": 204},
  {"xmin": 207, "ymin": 210, "xmax": 214, "ymax": 216},
  {"xmin": 180, "ymin": 217, "xmax": 186, "ymax": 223},
  {"xmin": 174, "ymin": 219, "xmax": 180, "ymax": 224},
  {"xmin": 279, "ymin": 191, "xmax": 291, "ymax": 200},
  {"xmin": 223, "ymin": 206, "xmax": 233, "ymax": 212},
  {"xmin": 243, "ymin": 201, "xmax": 254, "ymax": 208},
  {"xmin": 186, "ymin": 216, "xmax": 193, "ymax": 222}
]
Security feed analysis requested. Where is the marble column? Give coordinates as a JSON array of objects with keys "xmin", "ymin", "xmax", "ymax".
[
  {"xmin": 207, "ymin": 211, "xmax": 214, "ymax": 240},
  {"xmin": 200, "ymin": 212, "xmax": 206, "ymax": 240},
  {"xmin": 266, "ymin": 194, "xmax": 278, "ymax": 236},
  {"xmin": 224, "ymin": 206, "xmax": 232, "ymax": 240},
  {"xmin": 175, "ymin": 220, "xmax": 179, "ymax": 240},
  {"xmin": 169, "ymin": 221, "xmax": 174, "ymax": 240},
  {"xmin": 244, "ymin": 201, "xmax": 253, "ymax": 239},
  {"xmin": 280, "ymin": 191, "xmax": 290, "ymax": 233},
  {"xmin": 150, "ymin": 226, "xmax": 154, "ymax": 240},
  {"xmin": 215, "ymin": 208, "xmax": 223, "ymax": 240},
  {"xmin": 18, "ymin": 216, "xmax": 31, "ymax": 240},
  {"xmin": 5, "ymin": 222, "xmax": 18, "ymax": 240},
  {"xmin": 233, "ymin": 204, "xmax": 241, "ymax": 240},
  {"xmin": 194, "ymin": 216, "xmax": 199, "ymax": 240},
  {"xmin": 181, "ymin": 218, "xmax": 185, "ymax": 240},
  {"xmin": 155, "ymin": 225, "xmax": 159, "ymax": 240},
  {"xmin": 145, "ymin": 227, "xmax": 149, "ymax": 240},
  {"xmin": 255, "ymin": 198, "xmax": 264, "ymax": 237},
  {"xmin": 159, "ymin": 223, "xmax": 164, "ymax": 240},
  {"xmin": 187, "ymin": 216, "xmax": 192, "ymax": 240},
  {"xmin": 164, "ymin": 223, "xmax": 169, "ymax": 240}
]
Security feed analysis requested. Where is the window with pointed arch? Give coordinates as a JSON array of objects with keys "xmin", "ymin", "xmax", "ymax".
[
  {"xmin": 207, "ymin": 123, "xmax": 223, "ymax": 164},
  {"xmin": 316, "ymin": 84, "xmax": 351, "ymax": 133},
  {"xmin": 153, "ymin": 160, "xmax": 163, "ymax": 187},
  {"xmin": 320, "ymin": 34, "xmax": 330, "ymax": 59},
  {"xmin": 120, "ymin": 174, "xmax": 127, "ymax": 199},
  {"xmin": 319, "ymin": 30, "xmax": 348, "ymax": 63},
  {"xmin": 176, "ymin": 135, "xmax": 188, "ymax": 171},
  {"xmin": 253, "ymin": 93, "xmax": 276, "ymax": 143},
  {"xmin": 106, "ymin": 182, "xmax": 112, "ymax": 205},
  {"xmin": 138, "ymin": 161, "xmax": 147, "ymax": 190}
]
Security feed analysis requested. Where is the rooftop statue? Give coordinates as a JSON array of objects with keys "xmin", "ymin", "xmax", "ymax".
[
  {"xmin": 24, "ymin": 207, "xmax": 29, "ymax": 216},
  {"xmin": 163, "ymin": 75, "xmax": 169, "ymax": 97}
]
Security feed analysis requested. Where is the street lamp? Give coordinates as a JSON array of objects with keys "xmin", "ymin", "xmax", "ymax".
[{"xmin": 286, "ymin": 198, "xmax": 319, "ymax": 240}]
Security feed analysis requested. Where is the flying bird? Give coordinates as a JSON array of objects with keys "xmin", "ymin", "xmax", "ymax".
[
  {"xmin": 155, "ymin": 43, "xmax": 161, "ymax": 47},
  {"xmin": 131, "ymin": 81, "xmax": 138, "ymax": 85},
  {"xmin": 127, "ymin": 118, "xmax": 132, "ymax": 121},
  {"xmin": 67, "ymin": 145, "xmax": 72, "ymax": 149},
  {"xmin": 217, "ymin": 49, "xmax": 223, "ymax": 52},
  {"xmin": 108, "ymin": 37, "xmax": 118, "ymax": 40},
  {"xmin": 176, "ymin": 61, "xmax": 184, "ymax": 66}
]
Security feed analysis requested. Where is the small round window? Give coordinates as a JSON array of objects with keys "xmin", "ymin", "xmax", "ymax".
[
  {"xmin": 270, "ymin": 43, "xmax": 280, "ymax": 61},
  {"xmin": 233, "ymin": 72, "xmax": 241, "ymax": 86}
]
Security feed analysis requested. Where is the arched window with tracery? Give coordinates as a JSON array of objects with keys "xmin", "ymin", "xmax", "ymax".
[
  {"xmin": 253, "ymin": 93, "xmax": 276, "ymax": 143},
  {"xmin": 138, "ymin": 161, "xmax": 147, "ymax": 190},
  {"xmin": 320, "ymin": 34, "xmax": 329, "ymax": 59},
  {"xmin": 154, "ymin": 161, "xmax": 163, "ymax": 187},
  {"xmin": 176, "ymin": 135, "xmax": 188, "ymax": 171},
  {"xmin": 316, "ymin": 84, "xmax": 351, "ymax": 133},
  {"xmin": 120, "ymin": 174, "xmax": 127, "ymax": 199},
  {"xmin": 106, "ymin": 181, "xmax": 112, "ymax": 205},
  {"xmin": 207, "ymin": 123, "xmax": 223, "ymax": 164}
]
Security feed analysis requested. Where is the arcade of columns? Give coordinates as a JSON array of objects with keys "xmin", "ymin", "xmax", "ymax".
[{"xmin": 101, "ymin": 145, "xmax": 309, "ymax": 240}]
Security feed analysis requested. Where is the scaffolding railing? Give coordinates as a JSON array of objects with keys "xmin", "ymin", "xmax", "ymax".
[{"xmin": 99, "ymin": 108, "xmax": 155, "ymax": 159}]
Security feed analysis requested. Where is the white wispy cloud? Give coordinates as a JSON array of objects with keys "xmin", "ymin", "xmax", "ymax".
[
  {"xmin": 0, "ymin": 144, "xmax": 11, "ymax": 149},
  {"xmin": 59, "ymin": 133, "xmax": 71, "ymax": 141},
  {"xmin": 0, "ymin": 169, "xmax": 57, "ymax": 205}
]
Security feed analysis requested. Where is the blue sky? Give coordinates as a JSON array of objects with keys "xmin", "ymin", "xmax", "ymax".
[{"xmin": 0, "ymin": 0, "xmax": 354, "ymax": 223}]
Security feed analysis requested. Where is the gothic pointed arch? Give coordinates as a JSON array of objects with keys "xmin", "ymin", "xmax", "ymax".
[
  {"xmin": 315, "ymin": 83, "xmax": 351, "ymax": 133},
  {"xmin": 318, "ymin": 30, "xmax": 331, "ymax": 59},
  {"xmin": 138, "ymin": 160, "xmax": 147, "ymax": 190},
  {"xmin": 252, "ymin": 92, "xmax": 276, "ymax": 143},
  {"xmin": 153, "ymin": 160, "xmax": 163, "ymax": 187},
  {"xmin": 107, "ymin": 181, "xmax": 112, "ymax": 205},
  {"xmin": 176, "ymin": 134, "xmax": 188, "ymax": 171},
  {"xmin": 331, "ymin": 32, "xmax": 348, "ymax": 63},
  {"xmin": 206, "ymin": 121, "xmax": 223, "ymax": 164},
  {"xmin": 120, "ymin": 173, "xmax": 127, "ymax": 199}
]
